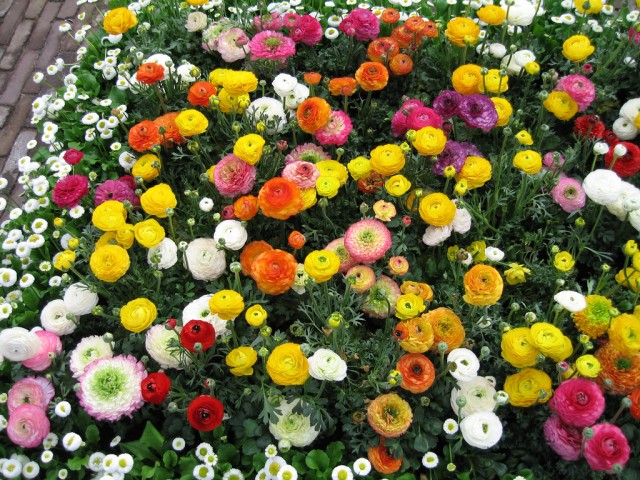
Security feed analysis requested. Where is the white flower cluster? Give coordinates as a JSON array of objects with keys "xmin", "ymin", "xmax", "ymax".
[
  {"xmin": 422, "ymin": 201, "xmax": 473, "ymax": 247},
  {"xmin": 583, "ymin": 169, "xmax": 640, "ymax": 232},
  {"xmin": 612, "ymin": 98, "xmax": 640, "ymax": 141},
  {"xmin": 0, "ymin": 455, "xmax": 41, "ymax": 479}
]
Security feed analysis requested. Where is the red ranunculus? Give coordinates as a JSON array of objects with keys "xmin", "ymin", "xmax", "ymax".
[
  {"xmin": 52, "ymin": 174, "xmax": 90, "ymax": 208},
  {"xmin": 140, "ymin": 372, "xmax": 171, "ymax": 404},
  {"xmin": 573, "ymin": 114, "xmax": 605, "ymax": 139},
  {"xmin": 179, "ymin": 320, "xmax": 215, "ymax": 352},
  {"xmin": 63, "ymin": 148, "xmax": 84, "ymax": 165},
  {"xmin": 187, "ymin": 395, "xmax": 224, "ymax": 431},
  {"xmin": 604, "ymin": 142, "xmax": 640, "ymax": 178}
]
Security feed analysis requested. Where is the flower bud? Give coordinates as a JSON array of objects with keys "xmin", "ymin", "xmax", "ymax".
[
  {"xmin": 260, "ymin": 326, "xmax": 272, "ymax": 338},
  {"xmin": 582, "ymin": 427, "xmax": 594, "ymax": 439},
  {"xmin": 456, "ymin": 396, "xmax": 467, "ymax": 408},
  {"xmin": 328, "ymin": 312, "xmax": 343, "ymax": 328},
  {"xmin": 230, "ymin": 262, "xmax": 242, "ymax": 273},
  {"xmin": 495, "ymin": 391, "xmax": 509, "ymax": 405},
  {"xmin": 437, "ymin": 341, "xmax": 448, "ymax": 352},
  {"xmin": 387, "ymin": 370, "xmax": 402, "ymax": 386},
  {"xmin": 524, "ymin": 312, "xmax": 537, "ymax": 323}
]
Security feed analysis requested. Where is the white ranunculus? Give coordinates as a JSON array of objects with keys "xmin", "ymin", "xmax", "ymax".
[
  {"xmin": 69, "ymin": 335, "xmax": 113, "ymax": 377},
  {"xmin": 612, "ymin": 117, "xmax": 638, "ymax": 141},
  {"xmin": 501, "ymin": 49, "xmax": 536, "ymax": 75},
  {"xmin": 489, "ymin": 42, "xmax": 507, "ymax": 58},
  {"xmin": 147, "ymin": 238, "xmax": 178, "ymax": 270},
  {"xmin": 484, "ymin": 247, "xmax": 505, "ymax": 262},
  {"xmin": 452, "ymin": 204, "xmax": 472, "ymax": 234},
  {"xmin": 176, "ymin": 63, "xmax": 198, "ymax": 83},
  {"xmin": 307, "ymin": 348, "xmax": 348, "ymax": 381},
  {"xmin": 619, "ymin": 98, "xmax": 640, "ymax": 123},
  {"xmin": 269, "ymin": 398, "xmax": 321, "ymax": 447},
  {"xmin": 272, "ymin": 73, "xmax": 299, "ymax": 98},
  {"xmin": 422, "ymin": 224, "xmax": 453, "ymax": 246},
  {"xmin": 606, "ymin": 181, "xmax": 640, "ymax": 220},
  {"xmin": 40, "ymin": 299, "xmax": 78, "ymax": 335},
  {"xmin": 629, "ymin": 209, "xmax": 640, "ymax": 232},
  {"xmin": 284, "ymin": 84, "xmax": 310, "ymax": 110},
  {"xmin": 245, "ymin": 97, "xmax": 288, "ymax": 134},
  {"xmin": 63, "ymin": 282, "xmax": 99, "ymax": 316},
  {"xmin": 450, "ymin": 376, "xmax": 497, "ymax": 418},
  {"xmin": 0, "ymin": 327, "xmax": 42, "ymax": 361},
  {"xmin": 460, "ymin": 411, "xmax": 503, "ymax": 449},
  {"xmin": 503, "ymin": 0, "xmax": 536, "ymax": 26},
  {"xmin": 145, "ymin": 324, "xmax": 188, "ymax": 369},
  {"xmin": 213, "ymin": 220, "xmax": 248, "ymax": 251},
  {"xmin": 184, "ymin": 238, "xmax": 226, "ymax": 281},
  {"xmin": 582, "ymin": 169, "xmax": 622, "ymax": 206},
  {"xmin": 182, "ymin": 294, "xmax": 229, "ymax": 338},
  {"xmin": 554, "ymin": 290, "xmax": 587, "ymax": 312},
  {"xmin": 447, "ymin": 348, "xmax": 480, "ymax": 382},
  {"xmin": 593, "ymin": 142, "xmax": 609, "ymax": 155}
]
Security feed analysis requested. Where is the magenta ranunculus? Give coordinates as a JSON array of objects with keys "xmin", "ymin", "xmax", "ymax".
[
  {"xmin": 433, "ymin": 90, "xmax": 463, "ymax": 120},
  {"xmin": 282, "ymin": 161, "xmax": 320, "ymax": 189},
  {"xmin": 214, "ymin": 153, "xmax": 257, "ymax": 198},
  {"xmin": 7, "ymin": 403, "xmax": 50, "ymax": 448},
  {"xmin": 63, "ymin": 148, "xmax": 84, "ymax": 165},
  {"xmin": 315, "ymin": 110, "xmax": 352, "ymax": 146},
  {"xmin": 249, "ymin": 30, "xmax": 296, "ymax": 62},
  {"xmin": 338, "ymin": 8, "xmax": 380, "ymax": 42},
  {"xmin": 52, "ymin": 174, "xmax": 90, "ymax": 208},
  {"xmin": 458, "ymin": 94, "xmax": 499, "ymax": 133},
  {"xmin": 22, "ymin": 330, "xmax": 62, "ymax": 372},
  {"xmin": 549, "ymin": 377, "xmax": 605, "ymax": 428},
  {"xmin": 543, "ymin": 414, "xmax": 583, "ymax": 461},
  {"xmin": 289, "ymin": 14, "xmax": 323, "ymax": 46},
  {"xmin": 550, "ymin": 176, "xmax": 586, "ymax": 213},
  {"xmin": 583, "ymin": 423, "xmax": 631, "ymax": 472},
  {"xmin": 390, "ymin": 99, "xmax": 425, "ymax": 137},
  {"xmin": 556, "ymin": 74, "xmax": 595, "ymax": 112},
  {"xmin": 406, "ymin": 107, "xmax": 443, "ymax": 131},
  {"xmin": 94, "ymin": 179, "xmax": 139, "ymax": 207},
  {"xmin": 7, "ymin": 376, "xmax": 55, "ymax": 414}
]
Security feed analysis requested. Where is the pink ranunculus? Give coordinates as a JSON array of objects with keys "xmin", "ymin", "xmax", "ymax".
[
  {"xmin": 22, "ymin": 330, "xmax": 62, "ymax": 371},
  {"xmin": 325, "ymin": 237, "xmax": 358, "ymax": 273},
  {"xmin": 52, "ymin": 174, "xmax": 90, "ymax": 208},
  {"xmin": 405, "ymin": 107, "xmax": 444, "ymax": 131},
  {"xmin": 556, "ymin": 74, "xmax": 595, "ymax": 112},
  {"xmin": 94, "ymin": 179, "xmax": 139, "ymax": 207},
  {"xmin": 213, "ymin": 154, "xmax": 257, "ymax": 198},
  {"xmin": 543, "ymin": 414, "xmax": 583, "ymax": 461},
  {"xmin": 390, "ymin": 99, "xmax": 425, "ymax": 137},
  {"xmin": 583, "ymin": 423, "xmax": 631, "ymax": 472},
  {"xmin": 542, "ymin": 151, "xmax": 565, "ymax": 171},
  {"xmin": 314, "ymin": 110, "xmax": 352, "ymax": 146},
  {"xmin": 7, "ymin": 376, "xmax": 55, "ymax": 414},
  {"xmin": 550, "ymin": 177, "xmax": 586, "ymax": 213},
  {"xmin": 281, "ymin": 161, "xmax": 320, "ymax": 189},
  {"xmin": 253, "ymin": 13, "xmax": 284, "ymax": 32},
  {"xmin": 249, "ymin": 30, "xmax": 296, "ymax": 62},
  {"xmin": 216, "ymin": 28, "xmax": 250, "ymax": 63},
  {"xmin": 549, "ymin": 377, "xmax": 605, "ymax": 428},
  {"xmin": 289, "ymin": 14, "xmax": 323, "ymax": 46},
  {"xmin": 7, "ymin": 403, "xmax": 50, "ymax": 448},
  {"xmin": 339, "ymin": 8, "xmax": 380, "ymax": 42},
  {"xmin": 63, "ymin": 148, "xmax": 84, "ymax": 165}
]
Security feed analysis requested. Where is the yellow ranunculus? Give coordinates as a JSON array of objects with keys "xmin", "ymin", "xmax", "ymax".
[
  {"xmin": 575, "ymin": 354, "xmax": 601, "ymax": 378},
  {"xmin": 209, "ymin": 290, "xmax": 245, "ymax": 320},
  {"xmin": 134, "ymin": 219, "xmax": 165, "ymax": 248},
  {"xmin": 266, "ymin": 343, "xmax": 309, "ymax": 386},
  {"xmin": 120, "ymin": 298, "xmax": 157, "ymax": 333},
  {"xmin": 315, "ymin": 176, "xmax": 341, "ymax": 198},
  {"xmin": 401, "ymin": 281, "xmax": 434, "ymax": 302},
  {"xmin": 132, "ymin": 154, "xmax": 161, "ymax": 181},
  {"xmin": 463, "ymin": 264, "xmax": 504, "ymax": 306},
  {"xmin": 501, "ymin": 327, "xmax": 540, "ymax": 368},
  {"xmin": 304, "ymin": 250, "xmax": 340, "ymax": 283},
  {"xmin": 529, "ymin": 322, "xmax": 573, "ymax": 361},
  {"xmin": 103, "ymin": 7, "xmax": 138, "ymax": 35},
  {"xmin": 245, "ymin": 305, "xmax": 268, "ymax": 327},
  {"xmin": 476, "ymin": 5, "xmax": 506, "ymax": 25},
  {"xmin": 217, "ymin": 89, "xmax": 251, "ymax": 114},
  {"xmin": 234, "ymin": 134, "xmax": 265, "ymax": 165},
  {"xmin": 418, "ymin": 192, "xmax": 456, "ymax": 227},
  {"xmin": 615, "ymin": 267, "xmax": 640, "ymax": 292},
  {"xmin": 395, "ymin": 294, "xmax": 426, "ymax": 320},
  {"xmin": 369, "ymin": 144, "xmax": 406, "ymax": 176},
  {"xmin": 504, "ymin": 263, "xmax": 531, "ymax": 285},
  {"xmin": 300, "ymin": 187, "xmax": 317, "ymax": 210},
  {"xmin": 624, "ymin": 240, "xmax": 638, "ymax": 257},
  {"xmin": 444, "ymin": 17, "xmax": 481, "ymax": 47},
  {"xmin": 89, "ymin": 244, "xmax": 130, "ymax": 283},
  {"xmin": 385, "ymin": 175, "xmax": 412, "ymax": 197},
  {"xmin": 412, "ymin": 127, "xmax": 447, "ymax": 157},
  {"xmin": 316, "ymin": 160, "xmax": 348, "ymax": 185},
  {"xmin": 524, "ymin": 62, "xmax": 540, "ymax": 75},
  {"xmin": 467, "ymin": 240, "xmax": 487, "ymax": 262},
  {"xmin": 226, "ymin": 346, "xmax": 258, "ymax": 376},
  {"xmin": 140, "ymin": 184, "xmax": 177, "ymax": 218},
  {"xmin": 115, "ymin": 225, "xmax": 135, "ymax": 249},
  {"xmin": 513, "ymin": 150, "xmax": 542, "ymax": 175},
  {"xmin": 574, "ymin": 0, "xmax": 603, "ymax": 13},
  {"xmin": 347, "ymin": 156, "xmax": 371, "ymax": 180},
  {"xmin": 53, "ymin": 250, "xmax": 76, "ymax": 271},
  {"xmin": 491, "ymin": 97, "xmax": 513, "ymax": 127},
  {"xmin": 451, "ymin": 64, "xmax": 482, "ymax": 95},
  {"xmin": 209, "ymin": 68, "xmax": 233, "ymax": 86},
  {"xmin": 455, "ymin": 156, "xmax": 492, "ymax": 189},
  {"xmin": 478, "ymin": 69, "xmax": 509, "ymax": 94},
  {"xmin": 92, "ymin": 200, "xmax": 127, "ymax": 232},
  {"xmin": 543, "ymin": 91, "xmax": 578, "ymax": 121},
  {"xmin": 222, "ymin": 71, "xmax": 259, "ymax": 96},
  {"xmin": 609, "ymin": 313, "xmax": 640, "ymax": 356},
  {"xmin": 504, "ymin": 368, "xmax": 552, "ymax": 407},
  {"xmin": 563, "ymin": 35, "xmax": 595, "ymax": 62},
  {"xmin": 175, "ymin": 109, "xmax": 208, "ymax": 137},
  {"xmin": 554, "ymin": 251, "xmax": 575, "ymax": 272},
  {"xmin": 372, "ymin": 200, "xmax": 397, "ymax": 222},
  {"xmin": 515, "ymin": 130, "xmax": 533, "ymax": 146}
]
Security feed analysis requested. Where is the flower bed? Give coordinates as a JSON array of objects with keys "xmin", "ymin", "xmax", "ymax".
[{"xmin": 1, "ymin": 0, "xmax": 640, "ymax": 478}]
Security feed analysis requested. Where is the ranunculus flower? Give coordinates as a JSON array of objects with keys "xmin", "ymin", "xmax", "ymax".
[
  {"xmin": 447, "ymin": 348, "xmax": 480, "ymax": 382},
  {"xmin": 6, "ymin": 404, "xmax": 50, "ymax": 448},
  {"xmin": 367, "ymin": 392, "xmax": 413, "ymax": 438},
  {"xmin": 213, "ymin": 220, "xmax": 248, "ymax": 251},
  {"xmin": 187, "ymin": 395, "xmax": 224, "ymax": 431},
  {"xmin": 208, "ymin": 289, "xmax": 244, "ymax": 321},
  {"xmin": 22, "ymin": 330, "xmax": 62, "ymax": 371},
  {"xmin": 266, "ymin": 343, "xmax": 309, "ymax": 385},
  {"xmin": 258, "ymin": 177, "xmax": 303, "ymax": 220},
  {"xmin": 543, "ymin": 414, "xmax": 583, "ymax": 461},
  {"xmin": 147, "ymin": 237, "xmax": 178, "ymax": 270},
  {"xmin": 269, "ymin": 398, "xmax": 320, "ymax": 447},
  {"xmin": 459, "ymin": 411, "xmax": 503, "ymax": 449},
  {"xmin": 583, "ymin": 423, "xmax": 631, "ymax": 472},
  {"xmin": 52, "ymin": 174, "xmax": 89, "ymax": 208},
  {"xmin": 0, "ymin": 327, "xmax": 42, "ymax": 362},
  {"xmin": 225, "ymin": 346, "xmax": 258, "ymax": 376},
  {"xmin": 7, "ymin": 377, "xmax": 54, "ymax": 414},
  {"xmin": 451, "ymin": 376, "xmax": 497, "ymax": 418},
  {"xmin": 63, "ymin": 148, "xmax": 84, "ymax": 165},
  {"xmin": 463, "ymin": 264, "xmax": 504, "ymax": 306},
  {"xmin": 548, "ymin": 377, "xmax": 605, "ymax": 429},
  {"xmin": 307, "ymin": 348, "xmax": 348, "ymax": 381},
  {"xmin": 141, "ymin": 372, "xmax": 171, "ymax": 404},
  {"xmin": 180, "ymin": 320, "xmax": 215, "ymax": 352},
  {"xmin": 397, "ymin": 353, "xmax": 435, "ymax": 394},
  {"xmin": 184, "ymin": 238, "xmax": 226, "ymax": 281},
  {"xmin": 368, "ymin": 441, "xmax": 403, "ymax": 475}
]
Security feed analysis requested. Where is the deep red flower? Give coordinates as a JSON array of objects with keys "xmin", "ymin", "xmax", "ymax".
[
  {"xmin": 52, "ymin": 174, "xmax": 90, "ymax": 208},
  {"xmin": 602, "ymin": 130, "xmax": 620, "ymax": 146},
  {"xmin": 63, "ymin": 148, "xmax": 84, "ymax": 165},
  {"xmin": 573, "ymin": 115, "xmax": 605, "ymax": 139},
  {"xmin": 179, "ymin": 320, "xmax": 215, "ymax": 352},
  {"xmin": 187, "ymin": 395, "xmax": 224, "ymax": 431},
  {"xmin": 604, "ymin": 142, "xmax": 640, "ymax": 178},
  {"xmin": 141, "ymin": 372, "xmax": 171, "ymax": 404}
]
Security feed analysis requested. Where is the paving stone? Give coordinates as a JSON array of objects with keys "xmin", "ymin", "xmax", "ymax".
[
  {"xmin": 0, "ymin": 0, "xmax": 27, "ymax": 44},
  {"xmin": 24, "ymin": 0, "xmax": 48, "ymax": 19},
  {"xmin": 26, "ymin": 2, "xmax": 60, "ymax": 50},
  {"xmin": 35, "ymin": 20, "xmax": 65, "ymax": 71},
  {"xmin": 0, "ymin": 94, "xmax": 36, "ymax": 158},
  {"xmin": 0, "ymin": 0, "xmax": 15, "ymax": 18},
  {"xmin": 0, "ymin": 50, "xmax": 37, "ymax": 105},
  {"xmin": 0, "ymin": 105, "xmax": 10, "ymax": 130},
  {"xmin": 0, "ymin": 20, "xmax": 34, "ymax": 70},
  {"xmin": 58, "ymin": 0, "xmax": 80, "ymax": 20}
]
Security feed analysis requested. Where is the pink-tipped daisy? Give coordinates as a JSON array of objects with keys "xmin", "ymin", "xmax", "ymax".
[
  {"xmin": 361, "ymin": 275, "xmax": 401, "ymax": 318},
  {"xmin": 344, "ymin": 219, "xmax": 392, "ymax": 264},
  {"xmin": 345, "ymin": 265, "xmax": 377, "ymax": 293},
  {"xmin": 325, "ymin": 237, "xmax": 358, "ymax": 273}
]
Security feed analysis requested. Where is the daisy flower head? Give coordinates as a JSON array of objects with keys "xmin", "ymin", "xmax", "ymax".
[
  {"xmin": 422, "ymin": 451, "xmax": 439, "ymax": 469},
  {"xmin": 352, "ymin": 458, "xmax": 371, "ymax": 476}
]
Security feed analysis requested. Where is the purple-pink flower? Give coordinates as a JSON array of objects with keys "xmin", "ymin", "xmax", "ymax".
[
  {"xmin": 289, "ymin": 14, "xmax": 323, "ymax": 46},
  {"xmin": 94, "ymin": 179, "xmax": 139, "ymax": 207},
  {"xmin": 543, "ymin": 151, "xmax": 565, "ymax": 171},
  {"xmin": 543, "ymin": 414, "xmax": 583, "ymax": 462},
  {"xmin": 406, "ymin": 107, "xmax": 443, "ymax": 131},
  {"xmin": 315, "ymin": 110, "xmax": 352, "ymax": 146},
  {"xmin": 458, "ymin": 94, "xmax": 498, "ymax": 132},
  {"xmin": 282, "ymin": 161, "xmax": 320, "ymax": 189},
  {"xmin": 433, "ymin": 90, "xmax": 463, "ymax": 120},
  {"xmin": 556, "ymin": 74, "xmax": 595, "ymax": 112},
  {"xmin": 548, "ymin": 377, "xmax": 605, "ymax": 428},
  {"xmin": 433, "ymin": 141, "xmax": 467, "ymax": 175},
  {"xmin": 550, "ymin": 176, "xmax": 586, "ymax": 213},
  {"xmin": 214, "ymin": 153, "xmax": 257, "ymax": 198},
  {"xmin": 7, "ymin": 404, "xmax": 50, "ymax": 448},
  {"xmin": 7, "ymin": 376, "xmax": 55, "ymax": 414},
  {"xmin": 583, "ymin": 423, "xmax": 631, "ymax": 472},
  {"xmin": 249, "ymin": 30, "xmax": 296, "ymax": 62},
  {"xmin": 391, "ymin": 98, "xmax": 425, "ymax": 137},
  {"xmin": 22, "ymin": 330, "xmax": 62, "ymax": 372},
  {"xmin": 338, "ymin": 8, "xmax": 380, "ymax": 42},
  {"xmin": 344, "ymin": 219, "xmax": 392, "ymax": 264}
]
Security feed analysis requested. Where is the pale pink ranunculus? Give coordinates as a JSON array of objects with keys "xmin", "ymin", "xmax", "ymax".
[
  {"xmin": 550, "ymin": 177, "xmax": 586, "ymax": 213},
  {"xmin": 7, "ymin": 376, "xmax": 55, "ymax": 414},
  {"xmin": 22, "ymin": 330, "xmax": 62, "ymax": 371},
  {"xmin": 549, "ymin": 377, "xmax": 605, "ymax": 428},
  {"xmin": 282, "ymin": 161, "xmax": 320, "ymax": 189},
  {"xmin": 556, "ymin": 74, "xmax": 595, "ymax": 112},
  {"xmin": 253, "ymin": 13, "xmax": 284, "ymax": 32},
  {"xmin": 7, "ymin": 404, "xmax": 50, "ymax": 448},
  {"xmin": 216, "ymin": 28, "xmax": 250, "ymax": 63},
  {"xmin": 543, "ymin": 414, "xmax": 582, "ymax": 462},
  {"xmin": 583, "ymin": 423, "xmax": 631, "ymax": 472},
  {"xmin": 542, "ymin": 151, "xmax": 565, "ymax": 171},
  {"xmin": 213, "ymin": 154, "xmax": 257, "ymax": 198}
]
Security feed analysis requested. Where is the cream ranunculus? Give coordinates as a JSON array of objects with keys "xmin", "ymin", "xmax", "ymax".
[
  {"xmin": 612, "ymin": 117, "xmax": 638, "ymax": 141},
  {"xmin": 145, "ymin": 324, "xmax": 188, "ymax": 370},
  {"xmin": 460, "ymin": 411, "xmax": 503, "ymax": 449},
  {"xmin": 182, "ymin": 294, "xmax": 229, "ymax": 338},
  {"xmin": 307, "ymin": 348, "xmax": 348, "ymax": 381},
  {"xmin": 447, "ymin": 348, "xmax": 480, "ymax": 382},
  {"xmin": 0, "ymin": 327, "xmax": 42, "ymax": 361},
  {"xmin": 502, "ymin": 49, "xmax": 536, "ymax": 75},
  {"xmin": 147, "ymin": 237, "xmax": 178, "ymax": 270},
  {"xmin": 554, "ymin": 290, "xmax": 587, "ymax": 313},
  {"xmin": 272, "ymin": 73, "xmax": 298, "ymax": 98},
  {"xmin": 184, "ymin": 238, "xmax": 226, "ymax": 281},
  {"xmin": 40, "ymin": 299, "xmax": 79, "ymax": 335},
  {"xmin": 422, "ymin": 224, "xmax": 453, "ymax": 247},
  {"xmin": 451, "ymin": 202, "xmax": 472, "ymax": 234},
  {"xmin": 213, "ymin": 220, "xmax": 248, "ymax": 251},
  {"xmin": 63, "ymin": 282, "xmax": 99, "ymax": 316},
  {"xmin": 503, "ymin": 0, "xmax": 536, "ymax": 26},
  {"xmin": 582, "ymin": 169, "xmax": 622, "ymax": 205},
  {"xmin": 450, "ymin": 376, "xmax": 497, "ymax": 418},
  {"xmin": 246, "ymin": 97, "xmax": 288, "ymax": 134},
  {"xmin": 620, "ymin": 98, "xmax": 640, "ymax": 123},
  {"xmin": 269, "ymin": 398, "xmax": 321, "ymax": 447}
]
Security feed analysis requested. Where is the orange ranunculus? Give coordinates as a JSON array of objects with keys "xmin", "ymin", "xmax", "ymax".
[
  {"xmin": 328, "ymin": 77, "xmax": 358, "ymax": 97},
  {"xmin": 288, "ymin": 230, "xmax": 306, "ymax": 249},
  {"xmin": 355, "ymin": 62, "xmax": 389, "ymax": 92},
  {"xmin": 358, "ymin": 172, "xmax": 384, "ymax": 195},
  {"xmin": 397, "ymin": 353, "xmax": 435, "ymax": 394},
  {"xmin": 154, "ymin": 112, "xmax": 185, "ymax": 147},
  {"xmin": 392, "ymin": 25, "xmax": 422, "ymax": 49},
  {"xmin": 451, "ymin": 64, "xmax": 483, "ymax": 95},
  {"xmin": 251, "ymin": 249, "xmax": 298, "ymax": 295},
  {"xmin": 240, "ymin": 240, "xmax": 273, "ymax": 276},
  {"xmin": 393, "ymin": 316, "xmax": 435, "ymax": 353},
  {"xmin": 367, "ymin": 37, "xmax": 400, "ymax": 63},
  {"xmin": 445, "ymin": 17, "xmax": 481, "ymax": 47},
  {"xmin": 463, "ymin": 264, "xmax": 504, "ymax": 306},
  {"xmin": 595, "ymin": 341, "xmax": 640, "ymax": 395},
  {"xmin": 258, "ymin": 177, "xmax": 303, "ymax": 220},
  {"xmin": 367, "ymin": 393, "xmax": 412, "ymax": 438},
  {"xmin": 233, "ymin": 195, "xmax": 259, "ymax": 221},
  {"xmin": 303, "ymin": 72, "xmax": 322, "ymax": 85},
  {"xmin": 136, "ymin": 62, "xmax": 165, "ymax": 84},
  {"xmin": 420, "ymin": 21, "xmax": 439, "ymax": 39},
  {"xmin": 381, "ymin": 8, "xmax": 400, "ymax": 24},
  {"xmin": 187, "ymin": 81, "xmax": 217, "ymax": 107},
  {"xmin": 400, "ymin": 281, "xmax": 433, "ymax": 302},
  {"xmin": 368, "ymin": 441, "xmax": 403, "ymax": 475},
  {"xmin": 404, "ymin": 15, "xmax": 426, "ymax": 33},
  {"xmin": 296, "ymin": 97, "xmax": 332, "ymax": 133},
  {"xmin": 389, "ymin": 53, "xmax": 414, "ymax": 76},
  {"xmin": 424, "ymin": 307, "xmax": 465, "ymax": 353},
  {"xmin": 128, "ymin": 120, "xmax": 162, "ymax": 153}
]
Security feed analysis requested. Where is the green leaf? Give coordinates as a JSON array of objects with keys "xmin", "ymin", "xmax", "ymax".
[
  {"xmin": 413, "ymin": 433, "xmax": 430, "ymax": 452},
  {"xmin": 395, "ymin": 474, "xmax": 418, "ymax": 480},
  {"xmin": 326, "ymin": 442, "xmax": 344, "ymax": 465},
  {"xmin": 163, "ymin": 450, "xmax": 178, "ymax": 469},
  {"xmin": 178, "ymin": 456, "xmax": 198, "ymax": 478},
  {"xmin": 141, "ymin": 465, "xmax": 156, "ymax": 480},
  {"xmin": 67, "ymin": 455, "xmax": 88, "ymax": 471},
  {"xmin": 76, "ymin": 72, "xmax": 100, "ymax": 96},
  {"xmin": 292, "ymin": 453, "xmax": 308, "ymax": 474},
  {"xmin": 140, "ymin": 421, "xmax": 165, "ymax": 454},
  {"xmin": 305, "ymin": 450, "xmax": 330, "ymax": 471},
  {"xmin": 217, "ymin": 443, "xmax": 240, "ymax": 464},
  {"xmin": 85, "ymin": 424, "xmax": 100, "ymax": 445}
]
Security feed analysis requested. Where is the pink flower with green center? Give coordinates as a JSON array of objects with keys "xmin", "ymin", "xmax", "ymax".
[
  {"xmin": 344, "ymin": 219, "xmax": 392, "ymax": 264},
  {"xmin": 249, "ymin": 30, "xmax": 296, "ymax": 62},
  {"xmin": 361, "ymin": 275, "xmax": 401, "ymax": 318},
  {"xmin": 325, "ymin": 237, "xmax": 357, "ymax": 273}
]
